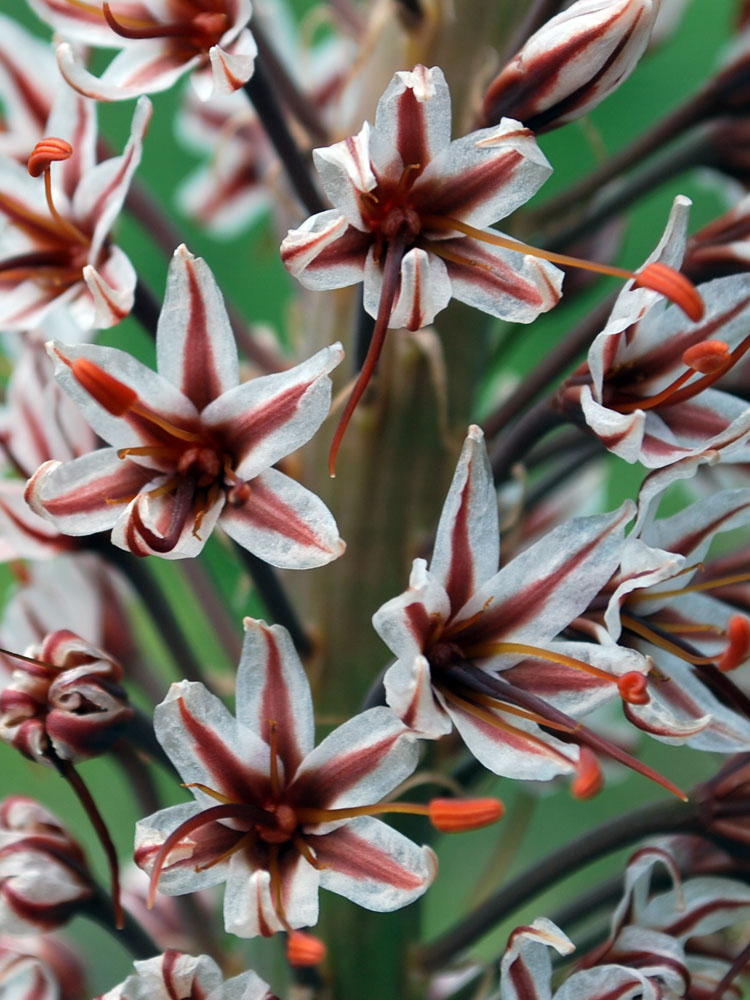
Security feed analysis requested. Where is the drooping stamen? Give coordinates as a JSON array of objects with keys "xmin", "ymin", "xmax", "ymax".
[
  {"xmin": 717, "ymin": 616, "xmax": 750, "ymax": 672},
  {"xmin": 287, "ymin": 930, "xmax": 327, "ymax": 967},
  {"xmin": 130, "ymin": 477, "xmax": 197, "ymax": 553},
  {"xmin": 328, "ymin": 232, "xmax": 408, "ymax": 476},
  {"xmin": 464, "ymin": 639, "xmax": 650, "ymax": 705},
  {"xmin": 147, "ymin": 801, "xmax": 280, "ymax": 907},
  {"xmin": 102, "ymin": 2, "xmax": 227, "ymax": 42},
  {"xmin": 571, "ymin": 748, "xmax": 603, "ymax": 800},
  {"xmin": 419, "ymin": 214, "xmax": 705, "ymax": 321}
]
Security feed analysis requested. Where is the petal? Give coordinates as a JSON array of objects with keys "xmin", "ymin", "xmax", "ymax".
[
  {"xmin": 373, "ymin": 66, "xmax": 452, "ymax": 170},
  {"xmin": 57, "ymin": 41, "xmax": 198, "ymax": 102},
  {"xmin": 235, "ymin": 618, "xmax": 315, "ymax": 776},
  {"xmin": 111, "ymin": 483, "xmax": 224, "ymax": 559},
  {"xmin": 431, "ymin": 425, "xmax": 499, "ymax": 613},
  {"xmin": 153, "ymin": 679, "xmax": 271, "ymax": 802},
  {"xmin": 362, "ymin": 246, "xmax": 452, "ymax": 330},
  {"xmin": 0, "ymin": 483, "xmax": 65, "ymax": 561},
  {"xmin": 281, "ymin": 210, "xmax": 370, "ymax": 289},
  {"xmin": 580, "ymin": 384, "xmax": 646, "ymax": 463},
  {"xmin": 554, "ymin": 965, "xmax": 660, "ymax": 1000},
  {"xmin": 25, "ymin": 452, "xmax": 154, "ymax": 535},
  {"xmin": 415, "ymin": 118, "xmax": 551, "ymax": 228},
  {"xmin": 372, "ymin": 558, "xmax": 451, "ymax": 664},
  {"xmin": 223, "ymin": 854, "xmax": 319, "ymax": 937},
  {"xmin": 205, "ymin": 34, "xmax": 256, "ymax": 97},
  {"xmin": 457, "ymin": 502, "xmax": 635, "ymax": 650},
  {"xmin": 45, "ymin": 87, "xmax": 97, "ymax": 199},
  {"xmin": 448, "ymin": 697, "xmax": 578, "ymax": 780},
  {"xmin": 202, "ymin": 343, "xmax": 343, "ymax": 480},
  {"xmin": 383, "ymin": 654, "xmax": 453, "ymax": 738},
  {"xmin": 313, "ymin": 122, "xmax": 377, "ymax": 230},
  {"xmin": 290, "ymin": 707, "xmax": 418, "ymax": 818},
  {"xmin": 311, "ymin": 817, "xmax": 436, "ymax": 911},
  {"xmin": 219, "ymin": 468, "xmax": 345, "ymax": 569},
  {"xmin": 500, "ymin": 917, "xmax": 574, "ymax": 1000},
  {"xmin": 26, "ymin": 0, "xmax": 162, "ymax": 46},
  {"xmin": 47, "ymin": 340, "xmax": 198, "ymax": 451},
  {"xmin": 438, "ymin": 235, "xmax": 563, "ymax": 321},
  {"xmin": 81, "ymin": 255, "xmax": 135, "ymax": 329},
  {"xmin": 156, "ymin": 245, "xmax": 239, "ymax": 409},
  {"xmin": 75, "ymin": 96, "xmax": 152, "ymax": 260}
]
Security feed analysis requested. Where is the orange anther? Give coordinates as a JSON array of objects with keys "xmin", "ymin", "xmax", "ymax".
[
  {"xmin": 718, "ymin": 615, "xmax": 750, "ymax": 672},
  {"xmin": 682, "ymin": 339, "xmax": 731, "ymax": 374},
  {"xmin": 571, "ymin": 747, "xmax": 603, "ymax": 800},
  {"xmin": 28, "ymin": 137, "xmax": 73, "ymax": 178},
  {"xmin": 428, "ymin": 797, "xmax": 505, "ymax": 833},
  {"xmin": 617, "ymin": 671, "xmax": 650, "ymax": 705},
  {"xmin": 633, "ymin": 262, "xmax": 705, "ymax": 322},
  {"xmin": 286, "ymin": 931, "xmax": 327, "ymax": 967},
  {"xmin": 71, "ymin": 358, "xmax": 137, "ymax": 416}
]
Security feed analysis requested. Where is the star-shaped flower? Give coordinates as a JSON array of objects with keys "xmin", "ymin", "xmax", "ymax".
[
  {"xmin": 0, "ymin": 90, "xmax": 150, "ymax": 331},
  {"xmin": 26, "ymin": 245, "xmax": 345, "ymax": 565},
  {"xmin": 26, "ymin": 0, "xmax": 256, "ymax": 102},
  {"xmin": 135, "ymin": 618, "xmax": 437, "ymax": 939},
  {"xmin": 372, "ymin": 426, "xmax": 675, "ymax": 794}
]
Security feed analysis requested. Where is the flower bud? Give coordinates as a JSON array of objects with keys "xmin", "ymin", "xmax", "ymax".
[
  {"xmin": 0, "ymin": 797, "xmax": 94, "ymax": 933},
  {"xmin": 0, "ymin": 630, "xmax": 133, "ymax": 764},
  {"xmin": 97, "ymin": 951, "xmax": 273, "ymax": 1000},
  {"xmin": 0, "ymin": 934, "xmax": 86, "ymax": 1000},
  {"xmin": 483, "ymin": 0, "xmax": 661, "ymax": 132}
]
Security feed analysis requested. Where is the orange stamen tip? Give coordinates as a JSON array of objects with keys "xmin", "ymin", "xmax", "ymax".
[
  {"xmin": 682, "ymin": 339, "xmax": 731, "ymax": 374},
  {"xmin": 287, "ymin": 931, "xmax": 327, "ymax": 967},
  {"xmin": 617, "ymin": 671, "xmax": 650, "ymax": 706},
  {"xmin": 28, "ymin": 137, "xmax": 73, "ymax": 178},
  {"xmin": 718, "ymin": 615, "xmax": 750, "ymax": 672},
  {"xmin": 633, "ymin": 262, "xmax": 705, "ymax": 322},
  {"xmin": 428, "ymin": 797, "xmax": 505, "ymax": 833},
  {"xmin": 71, "ymin": 358, "xmax": 137, "ymax": 416},
  {"xmin": 571, "ymin": 748, "xmax": 603, "ymax": 800}
]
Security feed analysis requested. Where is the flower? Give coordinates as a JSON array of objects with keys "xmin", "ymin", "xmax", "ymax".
[
  {"xmin": 97, "ymin": 951, "xmax": 273, "ymax": 1000},
  {"xmin": 0, "ymin": 91, "xmax": 151, "ymax": 331},
  {"xmin": 372, "ymin": 425, "xmax": 671, "ymax": 793},
  {"xmin": 135, "ymin": 618, "xmax": 437, "ymax": 939},
  {"xmin": 0, "ymin": 797, "xmax": 94, "ymax": 934},
  {"xmin": 26, "ymin": 245, "xmax": 346, "ymax": 565},
  {"xmin": 482, "ymin": 0, "xmax": 662, "ymax": 132},
  {"xmin": 558, "ymin": 197, "xmax": 750, "ymax": 474},
  {"xmin": 27, "ymin": 0, "xmax": 256, "ymax": 102}
]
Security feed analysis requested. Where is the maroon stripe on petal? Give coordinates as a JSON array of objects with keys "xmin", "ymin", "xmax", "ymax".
[
  {"xmin": 176, "ymin": 697, "xmax": 269, "ymax": 804},
  {"xmin": 181, "ymin": 256, "xmax": 222, "ymax": 411},
  {"xmin": 443, "ymin": 471, "xmax": 473, "ymax": 616},
  {"xmin": 259, "ymin": 626, "xmax": 304, "ymax": 777},
  {"xmin": 225, "ymin": 379, "xmax": 316, "ymax": 456},
  {"xmin": 308, "ymin": 824, "xmax": 426, "ymax": 891},
  {"xmin": 417, "ymin": 149, "xmax": 523, "ymax": 223},
  {"xmin": 228, "ymin": 478, "xmax": 330, "ymax": 553},
  {"xmin": 395, "ymin": 85, "xmax": 431, "ymax": 170},
  {"xmin": 442, "ymin": 239, "xmax": 547, "ymax": 308}
]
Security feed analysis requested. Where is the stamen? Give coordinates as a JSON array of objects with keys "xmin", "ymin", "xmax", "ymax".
[
  {"xmin": 194, "ymin": 829, "xmax": 257, "ymax": 872},
  {"xmin": 631, "ymin": 570, "xmax": 750, "ymax": 602},
  {"xmin": 183, "ymin": 782, "xmax": 234, "ymax": 805},
  {"xmin": 102, "ymin": 2, "xmax": 227, "ymax": 41},
  {"xmin": 293, "ymin": 833, "xmax": 326, "ymax": 870},
  {"xmin": 717, "ymin": 616, "xmax": 750, "ymax": 672},
  {"xmin": 419, "ymin": 213, "xmax": 704, "ymax": 320},
  {"xmin": 428, "ymin": 798, "xmax": 505, "ymax": 832},
  {"xmin": 287, "ymin": 931, "xmax": 327, "ymax": 967},
  {"xmin": 27, "ymin": 138, "xmax": 72, "ymax": 179},
  {"xmin": 571, "ymin": 748, "xmax": 603, "ymax": 800},
  {"xmin": 682, "ymin": 339, "xmax": 731, "ymax": 373},
  {"xmin": 617, "ymin": 671, "xmax": 650, "ymax": 705},
  {"xmin": 328, "ymin": 231, "xmax": 408, "ymax": 476},
  {"xmin": 622, "ymin": 613, "xmax": 720, "ymax": 665},
  {"xmin": 130, "ymin": 477, "xmax": 197, "ymax": 553}
]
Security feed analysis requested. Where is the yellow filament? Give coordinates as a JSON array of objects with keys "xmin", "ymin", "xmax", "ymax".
[
  {"xmin": 621, "ymin": 613, "xmax": 716, "ymax": 665},
  {"xmin": 630, "ymin": 570, "xmax": 750, "ymax": 602},
  {"xmin": 465, "ymin": 640, "xmax": 619, "ymax": 686},
  {"xmin": 43, "ymin": 170, "xmax": 90, "ymax": 247}
]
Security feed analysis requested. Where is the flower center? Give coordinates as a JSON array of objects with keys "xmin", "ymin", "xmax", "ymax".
[{"xmin": 360, "ymin": 163, "xmax": 423, "ymax": 257}]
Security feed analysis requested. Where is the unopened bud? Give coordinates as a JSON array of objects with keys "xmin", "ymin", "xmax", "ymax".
[
  {"xmin": 482, "ymin": 0, "xmax": 661, "ymax": 132},
  {"xmin": 0, "ymin": 933, "xmax": 86, "ymax": 1000},
  {"xmin": 428, "ymin": 797, "xmax": 505, "ymax": 833},
  {"xmin": 0, "ymin": 631, "xmax": 133, "ymax": 765},
  {"xmin": 0, "ymin": 797, "xmax": 94, "ymax": 933},
  {"xmin": 571, "ymin": 747, "xmax": 604, "ymax": 799},
  {"xmin": 286, "ymin": 931, "xmax": 327, "ymax": 967}
]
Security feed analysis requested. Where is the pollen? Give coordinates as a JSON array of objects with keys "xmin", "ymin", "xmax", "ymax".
[
  {"xmin": 717, "ymin": 615, "xmax": 750, "ymax": 672},
  {"xmin": 617, "ymin": 671, "xmax": 650, "ymax": 705},
  {"xmin": 632, "ymin": 262, "xmax": 705, "ymax": 322},
  {"xmin": 682, "ymin": 339, "xmax": 731, "ymax": 374},
  {"xmin": 428, "ymin": 797, "xmax": 505, "ymax": 833},
  {"xmin": 28, "ymin": 137, "xmax": 73, "ymax": 178}
]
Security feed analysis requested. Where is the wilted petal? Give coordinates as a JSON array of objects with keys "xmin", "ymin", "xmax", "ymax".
[
  {"xmin": 500, "ymin": 917, "xmax": 575, "ymax": 1000},
  {"xmin": 112, "ymin": 484, "xmax": 224, "ymax": 559},
  {"xmin": 219, "ymin": 467, "xmax": 345, "ymax": 569},
  {"xmin": 313, "ymin": 122, "xmax": 378, "ymax": 230}
]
